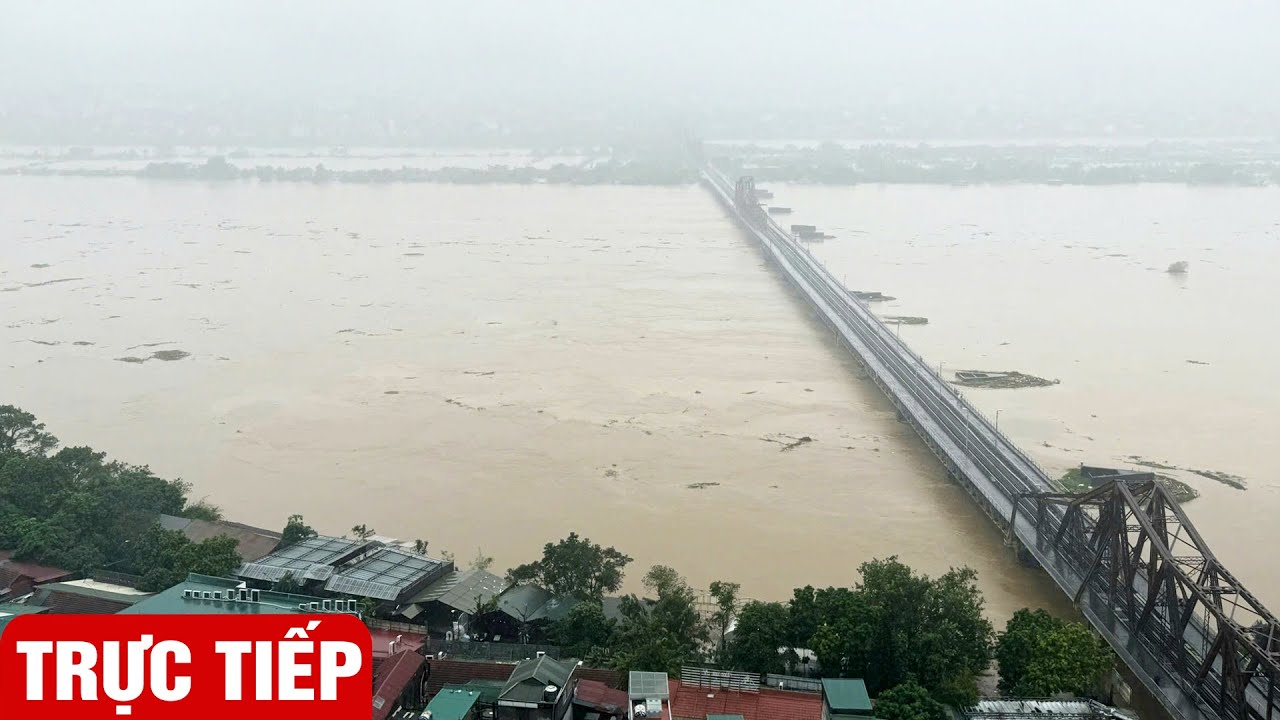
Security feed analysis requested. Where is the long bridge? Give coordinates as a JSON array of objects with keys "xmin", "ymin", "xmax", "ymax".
[{"xmin": 701, "ymin": 164, "xmax": 1279, "ymax": 720}]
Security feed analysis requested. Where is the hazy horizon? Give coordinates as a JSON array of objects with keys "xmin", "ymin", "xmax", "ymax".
[{"xmin": 4, "ymin": 1, "xmax": 1280, "ymax": 145}]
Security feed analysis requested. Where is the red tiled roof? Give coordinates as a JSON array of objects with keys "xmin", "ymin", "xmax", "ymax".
[
  {"xmin": 425, "ymin": 659, "xmax": 517, "ymax": 697},
  {"xmin": 575, "ymin": 679, "xmax": 630, "ymax": 714},
  {"xmin": 668, "ymin": 680, "xmax": 823, "ymax": 720},
  {"xmin": 373, "ymin": 649, "xmax": 427, "ymax": 720},
  {"xmin": 0, "ymin": 552, "xmax": 73, "ymax": 599}
]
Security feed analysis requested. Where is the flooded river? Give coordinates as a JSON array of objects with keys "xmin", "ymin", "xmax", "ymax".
[{"xmin": 2, "ymin": 176, "xmax": 1275, "ymax": 619}]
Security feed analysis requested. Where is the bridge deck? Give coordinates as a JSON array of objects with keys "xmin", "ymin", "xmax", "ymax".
[{"xmin": 701, "ymin": 167, "xmax": 1220, "ymax": 720}]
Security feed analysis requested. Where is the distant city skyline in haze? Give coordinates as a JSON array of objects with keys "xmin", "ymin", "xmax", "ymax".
[{"xmin": 3, "ymin": 1, "xmax": 1278, "ymax": 144}]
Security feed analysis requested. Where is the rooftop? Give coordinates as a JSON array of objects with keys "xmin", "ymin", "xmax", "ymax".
[
  {"xmin": 667, "ymin": 680, "xmax": 822, "ymax": 720},
  {"xmin": 235, "ymin": 535, "xmax": 372, "ymax": 584},
  {"xmin": 28, "ymin": 579, "xmax": 153, "ymax": 615},
  {"xmin": 0, "ymin": 602, "xmax": 49, "ymax": 637},
  {"xmin": 576, "ymin": 679, "xmax": 630, "ymax": 715},
  {"xmin": 441, "ymin": 680, "xmax": 507, "ymax": 705},
  {"xmin": 821, "ymin": 679, "xmax": 872, "ymax": 714},
  {"xmin": 325, "ymin": 546, "xmax": 450, "ymax": 601},
  {"xmin": 427, "ymin": 688, "xmax": 484, "ymax": 720},
  {"xmin": 409, "ymin": 567, "xmax": 506, "ymax": 613},
  {"xmin": 120, "ymin": 573, "xmax": 339, "ymax": 615},
  {"xmin": 0, "ymin": 551, "xmax": 73, "ymax": 599},
  {"xmin": 372, "ymin": 649, "xmax": 427, "ymax": 720},
  {"xmin": 498, "ymin": 584, "xmax": 578, "ymax": 623},
  {"xmin": 630, "ymin": 671, "xmax": 671, "ymax": 700},
  {"xmin": 501, "ymin": 655, "xmax": 579, "ymax": 705},
  {"xmin": 158, "ymin": 514, "xmax": 282, "ymax": 562},
  {"xmin": 965, "ymin": 700, "xmax": 1138, "ymax": 720}
]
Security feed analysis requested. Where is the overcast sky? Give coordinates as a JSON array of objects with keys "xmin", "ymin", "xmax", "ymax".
[{"xmin": 3, "ymin": 1, "xmax": 1278, "ymax": 141}]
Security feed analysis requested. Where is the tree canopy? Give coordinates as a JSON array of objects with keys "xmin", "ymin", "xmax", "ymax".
[
  {"xmin": 996, "ymin": 609, "xmax": 1113, "ymax": 697},
  {"xmin": 873, "ymin": 681, "xmax": 947, "ymax": 720},
  {"xmin": 0, "ymin": 405, "xmax": 241, "ymax": 582},
  {"xmin": 278, "ymin": 514, "xmax": 317, "ymax": 548},
  {"xmin": 609, "ymin": 565, "xmax": 710, "ymax": 676},
  {"xmin": 507, "ymin": 532, "xmax": 633, "ymax": 601},
  {"xmin": 795, "ymin": 558, "xmax": 992, "ymax": 706},
  {"xmin": 728, "ymin": 601, "xmax": 790, "ymax": 674}
]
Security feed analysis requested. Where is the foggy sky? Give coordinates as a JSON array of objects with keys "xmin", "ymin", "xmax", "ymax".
[{"xmin": 3, "ymin": 1, "xmax": 1279, "ymax": 142}]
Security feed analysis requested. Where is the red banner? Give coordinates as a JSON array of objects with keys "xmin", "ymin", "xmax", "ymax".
[{"xmin": 0, "ymin": 613, "xmax": 372, "ymax": 719}]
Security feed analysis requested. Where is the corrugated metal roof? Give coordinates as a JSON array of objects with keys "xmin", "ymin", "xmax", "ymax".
[
  {"xmin": 497, "ymin": 584, "xmax": 579, "ymax": 623},
  {"xmin": 501, "ymin": 655, "xmax": 578, "ymax": 703},
  {"xmin": 235, "ymin": 535, "xmax": 370, "ymax": 583},
  {"xmin": 965, "ymin": 699, "xmax": 1136, "ymax": 720},
  {"xmin": 325, "ymin": 547, "xmax": 447, "ymax": 601},
  {"xmin": 411, "ymin": 568, "xmax": 506, "ymax": 612}
]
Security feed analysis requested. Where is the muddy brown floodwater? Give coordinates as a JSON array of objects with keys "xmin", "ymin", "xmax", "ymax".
[{"xmin": 7, "ymin": 176, "xmax": 1274, "ymax": 622}]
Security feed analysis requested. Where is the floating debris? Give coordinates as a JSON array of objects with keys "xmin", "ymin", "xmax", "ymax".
[
  {"xmin": 115, "ymin": 349, "xmax": 190, "ymax": 364},
  {"xmin": 952, "ymin": 370, "xmax": 1057, "ymax": 389},
  {"xmin": 849, "ymin": 290, "xmax": 896, "ymax": 303},
  {"xmin": 686, "ymin": 482, "xmax": 721, "ymax": 490},
  {"xmin": 1186, "ymin": 359, "xmax": 1210, "ymax": 365},
  {"xmin": 30, "ymin": 263, "xmax": 51, "ymax": 269},
  {"xmin": 882, "ymin": 315, "xmax": 928, "ymax": 326},
  {"xmin": 1123, "ymin": 455, "xmax": 1246, "ymax": 491},
  {"xmin": 1166, "ymin": 260, "xmax": 1189, "ymax": 274}
]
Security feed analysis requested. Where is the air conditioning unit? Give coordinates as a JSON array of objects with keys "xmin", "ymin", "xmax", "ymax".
[
  {"xmin": 182, "ymin": 590, "xmax": 194, "ymax": 599},
  {"xmin": 322, "ymin": 599, "xmax": 332, "ymax": 611},
  {"xmin": 250, "ymin": 589, "xmax": 261, "ymax": 602},
  {"xmin": 201, "ymin": 591, "xmax": 211, "ymax": 600},
  {"xmin": 536, "ymin": 651, "xmax": 546, "ymax": 658},
  {"xmin": 238, "ymin": 589, "xmax": 249, "ymax": 601},
  {"xmin": 309, "ymin": 602, "xmax": 320, "ymax": 611}
]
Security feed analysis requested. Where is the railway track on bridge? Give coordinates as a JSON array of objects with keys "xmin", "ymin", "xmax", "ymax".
[{"xmin": 701, "ymin": 165, "xmax": 1279, "ymax": 720}]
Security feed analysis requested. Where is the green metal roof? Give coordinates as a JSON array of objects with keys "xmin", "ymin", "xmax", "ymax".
[
  {"xmin": 500, "ymin": 655, "xmax": 578, "ymax": 704},
  {"xmin": 427, "ymin": 688, "xmax": 483, "ymax": 720},
  {"xmin": 0, "ymin": 603, "xmax": 49, "ymax": 637},
  {"xmin": 120, "ymin": 573, "xmax": 331, "ymax": 615},
  {"xmin": 441, "ymin": 680, "xmax": 505, "ymax": 704},
  {"xmin": 822, "ymin": 679, "xmax": 872, "ymax": 713},
  {"xmin": 708, "ymin": 714, "xmax": 745, "ymax": 720}
]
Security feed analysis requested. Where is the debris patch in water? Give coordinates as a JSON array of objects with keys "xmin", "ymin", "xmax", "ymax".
[{"xmin": 951, "ymin": 370, "xmax": 1057, "ymax": 389}]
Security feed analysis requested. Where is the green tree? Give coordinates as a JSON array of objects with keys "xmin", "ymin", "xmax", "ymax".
[
  {"xmin": 412, "ymin": 539, "xmax": 429, "ymax": 555},
  {"xmin": 611, "ymin": 565, "xmax": 708, "ymax": 675},
  {"xmin": 874, "ymin": 681, "xmax": 947, "ymax": 720},
  {"xmin": 708, "ymin": 580, "xmax": 741, "ymax": 663},
  {"xmin": 129, "ymin": 524, "xmax": 242, "ymax": 592},
  {"xmin": 469, "ymin": 547, "xmax": 495, "ymax": 572},
  {"xmin": 279, "ymin": 514, "xmax": 316, "ymax": 548},
  {"xmin": 0, "ymin": 404, "xmax": 59, "ymax": 456},
  {"xmin": 351, "ymin": 524, "xmax": 375, "ymax": 541},
  {"xmin": 728, "ymin": 601, "xmax": 789, "ymax": 673},
  {"xmin": 997, "ymin": 609, "xmax": 1113, "ymax": 697},
  {"xmin": 182, "ymin": 499, "xmax": 223, "ymax": 522},
  {"xmin": 995, "ymin": 609, "xmax": 1059, "ymax": 695},
  {"xmin": 552, "ymin": 601, "xmax": 617, "ymax": 659},
  {"xmin": 507, "ymin": 532, "xmax": 633, "ymax": 601},
  {"xmin": 0, "ymin": 410, "xmax": 194, "ymax": 574}
]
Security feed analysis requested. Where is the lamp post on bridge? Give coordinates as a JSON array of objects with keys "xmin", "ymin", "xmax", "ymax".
[{"xmin": 996, "ymin": 409, "xmax": 1002, "ymax": 431}]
